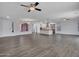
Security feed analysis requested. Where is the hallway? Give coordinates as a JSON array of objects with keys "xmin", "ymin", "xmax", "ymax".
[{"xmin": 0, "ymin": 34, "xmax": 79, "ymax": 57}]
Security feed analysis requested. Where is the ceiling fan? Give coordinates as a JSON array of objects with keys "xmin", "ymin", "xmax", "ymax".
[{"xmin": 20, "ymin": 2, "xmax": 42, "ymax": 12}]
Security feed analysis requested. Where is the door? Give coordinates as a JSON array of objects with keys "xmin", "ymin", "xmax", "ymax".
[{"xmin": 50, "ymin": 24, "xmax": 56, "ymax": 34}]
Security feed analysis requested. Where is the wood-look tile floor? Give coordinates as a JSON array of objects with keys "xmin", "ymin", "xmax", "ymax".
[{"xmin": 0, "ymin": 33, "xmax": 79, "ymax": 57}]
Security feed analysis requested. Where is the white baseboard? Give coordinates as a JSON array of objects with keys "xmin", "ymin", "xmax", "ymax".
[
  {"xmin": 0, "ymin": 31, "xmax": 32, "ymax": 38},
  {"xmin": 56, "ymin": 32, "xmax": 79, "ymax": 35}
]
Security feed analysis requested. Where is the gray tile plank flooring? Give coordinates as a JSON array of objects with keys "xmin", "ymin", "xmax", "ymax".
[{"xmin": 0, "ymin": 34, "xmax": 79, "ymax": 57}]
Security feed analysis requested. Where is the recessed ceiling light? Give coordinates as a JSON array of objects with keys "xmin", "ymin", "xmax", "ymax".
[
  {"xmin": 6, "ymin": 16, "xmax": 10, "ymax": 19},
  {"xmin": 63, "ymin": 18, "xmax": 70, "ymax": 21},
  {"xmin": 64, "ymin": 18, "xmax": 66, "ymax": 21}
]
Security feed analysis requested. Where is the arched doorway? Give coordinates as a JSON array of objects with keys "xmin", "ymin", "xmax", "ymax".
[{"xmin": 21, "ymin": 23, "xmax": 28, "ymax": 32}]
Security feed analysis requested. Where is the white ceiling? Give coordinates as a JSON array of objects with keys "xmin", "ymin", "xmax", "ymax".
[{"xmin": 0, "ymin": 2, "xmax": 79, "ymax": 22}]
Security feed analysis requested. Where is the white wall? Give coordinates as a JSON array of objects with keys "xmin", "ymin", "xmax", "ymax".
[
  {"xmin": 0, "ymin": 18, "xmax": 34, "ymax": 37},
  {"xmin": 2, "ymin": 20, "xmax": 12, "ymax": 34},
  {"xmin": 56, "ymin": 20, "xmax": 78, "ymax": 35},
  {"xmin": 0, "ymin": 20, "xmax": 2, "ymax": 35},
  {"xmin": 12, "ymin": 20, "xmax": 33, "ymax": 36}
]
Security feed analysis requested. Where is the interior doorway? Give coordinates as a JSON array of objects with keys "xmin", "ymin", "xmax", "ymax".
[
  {"xmin": 50, "ymin": 24, "xmax": 56, "ymax": 34},
  {"xmin": 21, "ymin": 23, "xmax": 28, "ymax": 32},
  {"xmin": 32, "ymin": 23, "xmax": 40, "ymax": 33}
]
